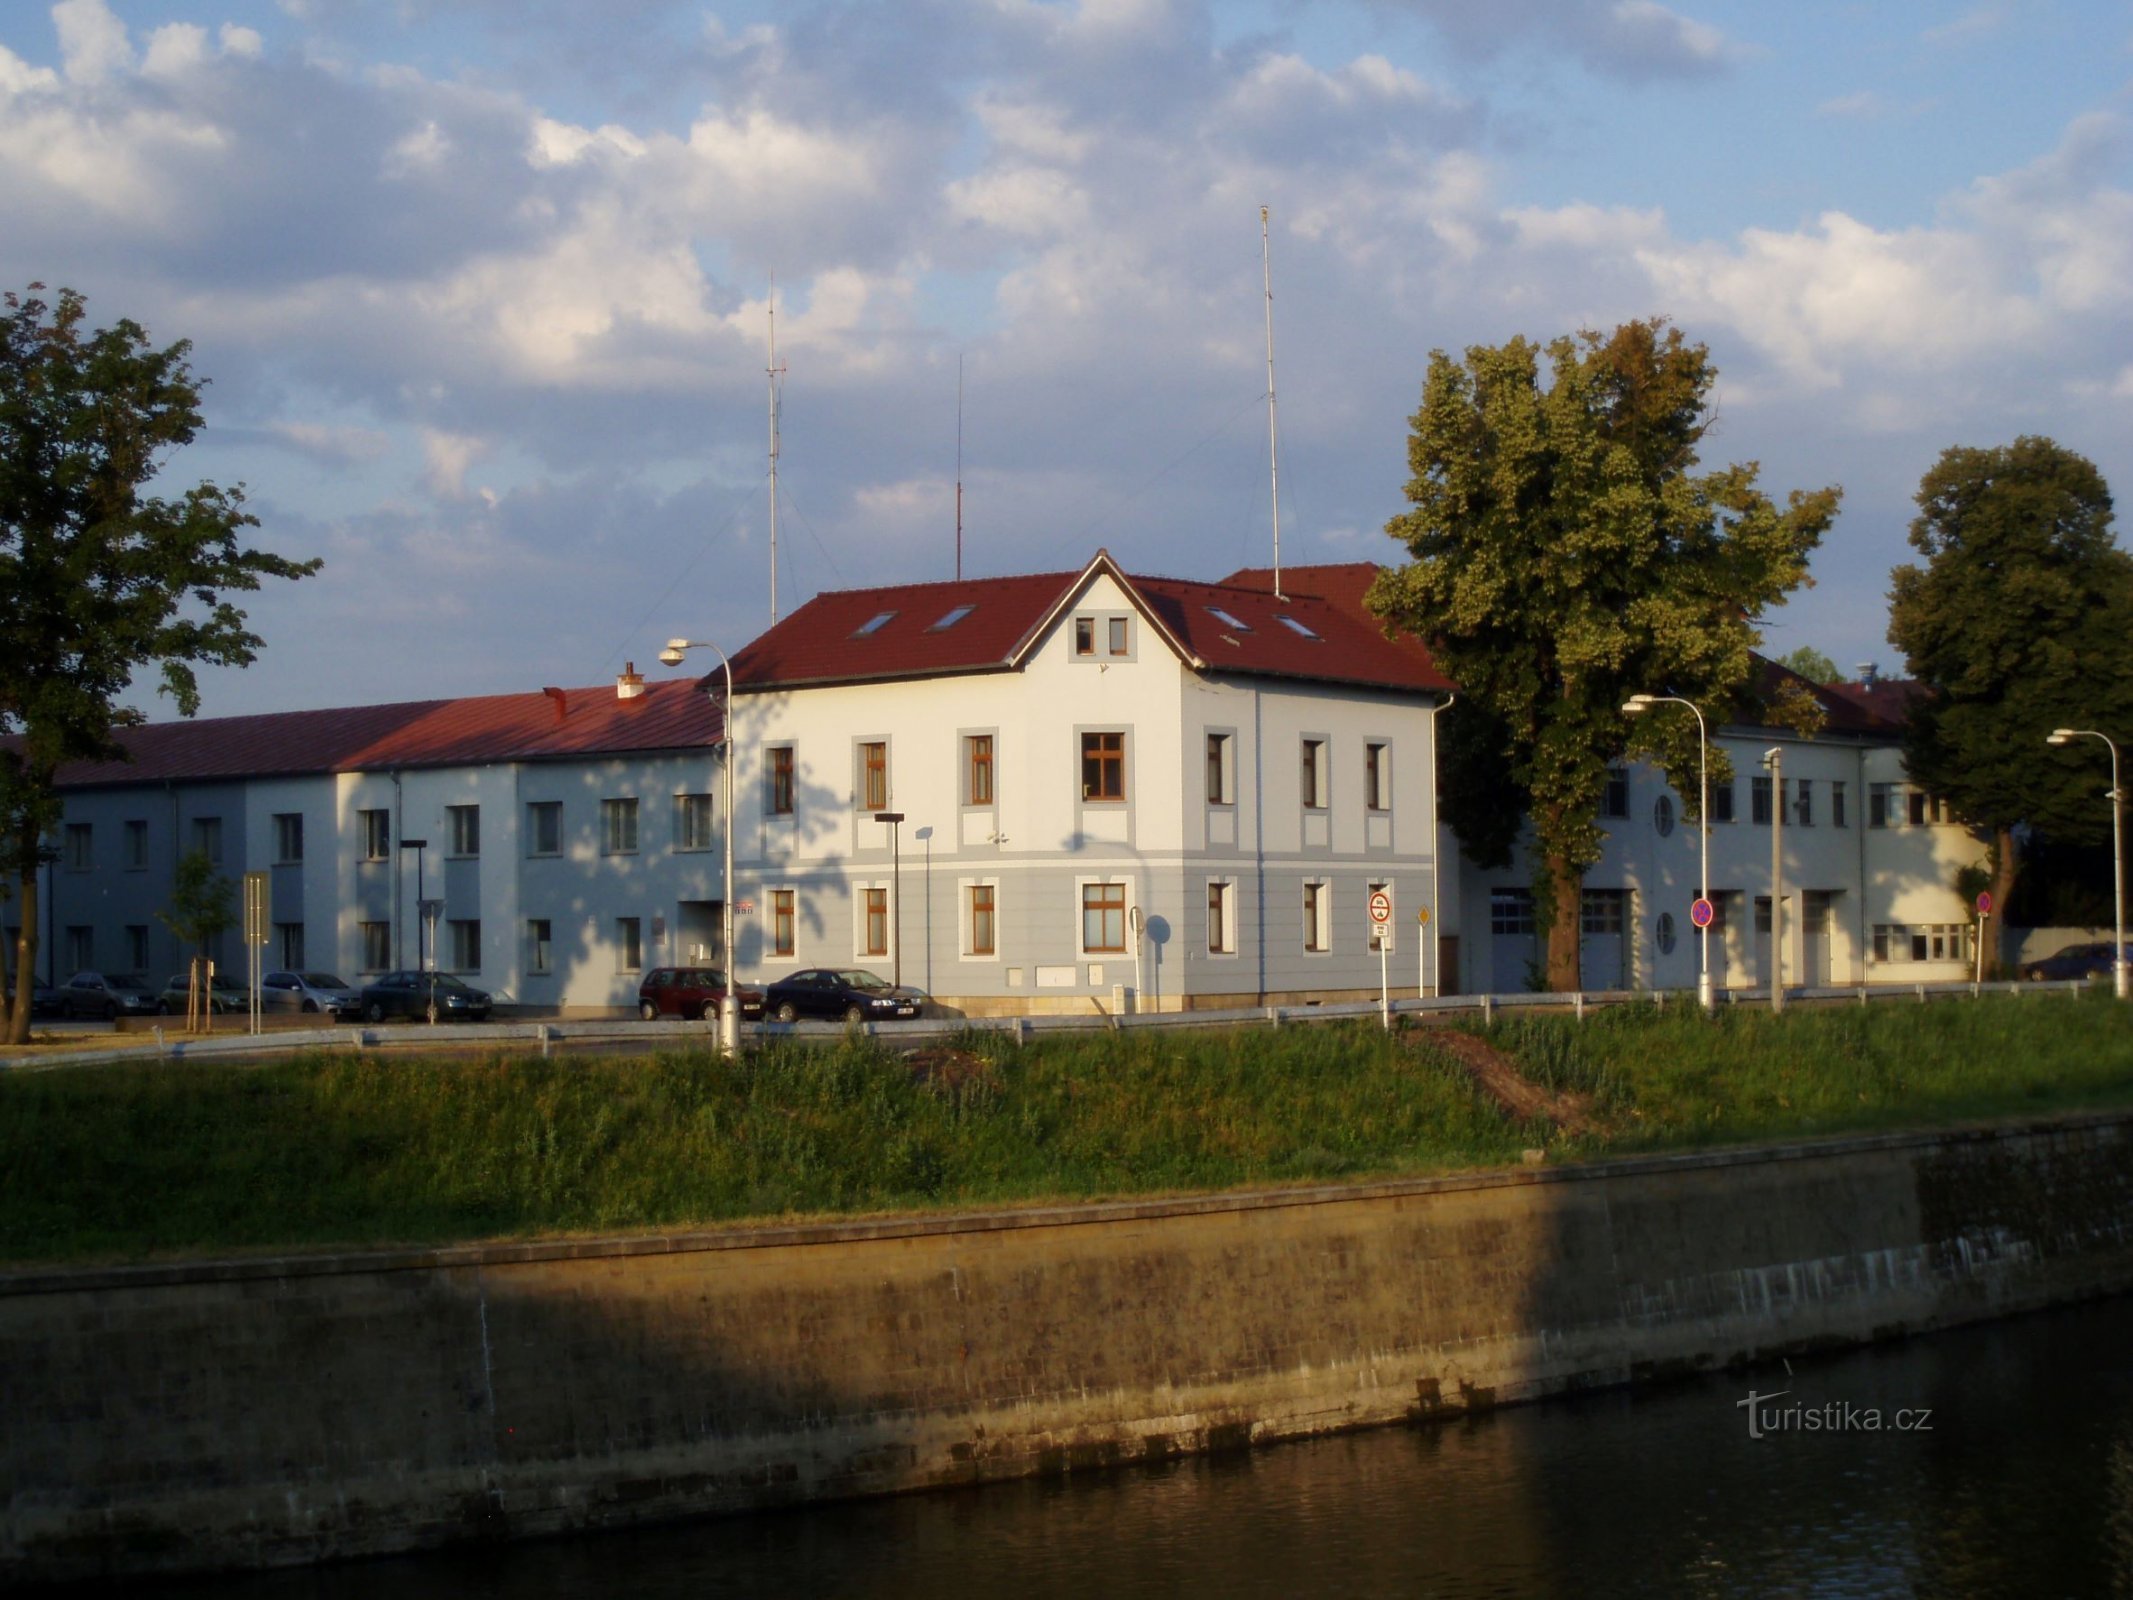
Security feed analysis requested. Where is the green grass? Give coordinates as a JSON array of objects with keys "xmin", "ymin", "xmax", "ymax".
[{"xmin": 3, "ymin": 992, "xmax": 2130, "ymax": 1266}]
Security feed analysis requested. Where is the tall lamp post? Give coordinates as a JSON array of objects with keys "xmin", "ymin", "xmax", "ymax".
[
  {"xmin": 399, "ymin": 838, "xmax": 428, "ymax": 970},
  {"xmin": 660, "ymin": 638, "xmax": 740, "ymax": 1056},
  {"xmin": 875, "ymin": 812, "xmax": 906, "ymax": 990},
  {"xmin": 1623, "ymin": 693, "xmax": 1713, "ymax": 1011},
  {"xmin": 1426, "ymin": 692, "xmax": 1455, "ymax": 998},
  {"xmin": 2048, "ymin": 727, "xmax": 2126, "ymax": 1000},
  {"xmin": 1763, "ymin": 746, "xmax": 1784, "ymax": 1014}
]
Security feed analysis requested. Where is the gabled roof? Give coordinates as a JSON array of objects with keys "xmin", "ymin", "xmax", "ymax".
[
  {"xmin": 1821, "ymin": 676, "xmax": 1925, "ymax": 729},
  {"xmin": 51, "ymin": 679, "xmax": 721, "ymax": 790},
  {"xmin": 727, "ymin": 552, "xmax": 1454, "ymax": 696}
]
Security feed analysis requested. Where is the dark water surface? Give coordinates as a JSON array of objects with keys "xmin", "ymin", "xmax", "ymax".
[{"xmin": 159, "ymin": 1295, "xmax": 2133, "ymax": 1599}]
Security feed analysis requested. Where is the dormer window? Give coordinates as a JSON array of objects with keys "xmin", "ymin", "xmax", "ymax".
[
  {"xmin": 1275, "ymin": 615, "xmax": 1320, "ymax": 640},
  {"xmin": 853, "ymin": 611, "xmax": 896, "ymax": 638},
  {"xmin": 928, "ymin": 604, "xmax": 976, "ymax": 631}
]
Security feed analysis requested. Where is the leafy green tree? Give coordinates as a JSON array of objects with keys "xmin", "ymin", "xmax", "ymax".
[
  {"xmin": 1888, "ymin": 436, "xmax": 2132, "ymax": 966},
  {"xmin": 159, "ymin": 849, "xmax": 236, "ymax": 1026},
  {"xmin": 1369, "ymin": 320, "xmax": 1840, "ymax": 990},
  {"xmin": 0, "ymin": 285, "xmax": 318, "ymax": 1042},
  {"xmin": 1776, "ymin": 645, "xmax": 1840, "ymax": 685}
]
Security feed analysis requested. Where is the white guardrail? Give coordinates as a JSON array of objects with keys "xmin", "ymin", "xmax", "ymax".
[{"xmin": 0, "ymin": 978, "xmax": 2099, "ymax": 1073}]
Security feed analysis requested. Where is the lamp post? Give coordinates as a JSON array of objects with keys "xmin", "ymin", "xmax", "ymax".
[
  {"xmin": 2048, "ymin": 727, "xmax": 2126, "ymax": 1000},
  {"xmin": 1623, "ymin": 694, "xmax": 1713, "ymax": 1011},
  {"xmin": 660, "ymin": 638, "xmax": 739, "ymax": 1056},
  {"xmin": 398, "ymin": 838, "xmax": 428, "ymax": 971},
  {"xmin": 875, "ymin": 812, "xmax": 906, "ymax": 990},
  {"xmin": 1763, "ymin": 747, "xmax": 1784, "ymax": 1014},
  {"xmin": 1426, "ymin": 692, "xmax": 1455, "ymax": 998}
]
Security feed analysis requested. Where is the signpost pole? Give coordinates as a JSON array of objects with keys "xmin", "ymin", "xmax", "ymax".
[{"xmin": 1368, "ymin": 886, "xmax": 1395, "ymax": 1032}]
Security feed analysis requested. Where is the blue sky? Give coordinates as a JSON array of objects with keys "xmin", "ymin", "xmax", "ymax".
[{"xmin": 2, "ymin": 0, "xmax": 2129, "ymax": 716}]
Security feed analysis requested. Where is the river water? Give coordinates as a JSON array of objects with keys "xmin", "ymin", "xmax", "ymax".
[{"xmin": 163, "ymin": 1294, "xmax": 2133, "ymax": 1599}]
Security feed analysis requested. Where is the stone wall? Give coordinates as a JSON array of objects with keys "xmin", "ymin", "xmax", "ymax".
[{"xmin": 5, "ymin": 1113, "xmax": 2131, "ymax": 1586}]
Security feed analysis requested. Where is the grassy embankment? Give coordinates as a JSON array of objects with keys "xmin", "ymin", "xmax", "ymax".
[{"xmin": 2, "ymin": 992, "xmax": 2130, "ymax": 1266}]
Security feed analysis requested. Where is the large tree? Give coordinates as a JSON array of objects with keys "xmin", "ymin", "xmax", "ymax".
[
  {"xmin": 1369, "ymin": 320, "xmax": 1840, "ymax": 991},
  {"xmin": 1888, "ymin": 436, "xmax": 2132, "ymax": 969},
  {"xmin": 0, "ymin": 285, "xmax": 318, "ymax": 1042}
]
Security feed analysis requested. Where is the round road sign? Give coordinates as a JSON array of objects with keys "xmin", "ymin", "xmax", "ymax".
[
  {"xmin": 1690, "ymin": 896, "xmax": 1716, "ymax": 929},
  {"xmin": 1368, "ymin": 890, "xmax": 1393, "ymax": 926},
  {"xmin": 1976, "ymin": 891, "xmax": 1993, "ymax": 916}
]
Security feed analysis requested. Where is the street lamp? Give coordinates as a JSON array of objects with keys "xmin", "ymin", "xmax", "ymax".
[
  {"xmin": 874, "ymin": 812, "xmax": 906, "ymax": 990},
  {"xmin": 1762, "ymin": 746, "xmax": 1784, "ymax": 1014},
  {"xmin": 1623, "ymin": 693, "xmax": 1713, "ymax": 1011},
  {"xmin": 398, "ymin": 838, "xmax": 428, "ymax": 971},
  {"xmin": 660, "ymin": 638, "xmax": 740, "ymax": 1056},
  {"xmin": 1426, "ymin": 693, "xmax": 1455, "ymax": 999},
  {"xmin": 2048, "ymin": 728, "xmax": 2126, "ymax": 1000}
]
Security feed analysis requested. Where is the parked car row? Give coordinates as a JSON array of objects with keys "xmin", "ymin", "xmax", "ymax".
[
  {"xmin": 2020, "ymin": 942, "xmax": 2133, "ymax": 982},
  {"xmin": 636, "ymin": 967, "xmax": 764, "ymax": 1022}
]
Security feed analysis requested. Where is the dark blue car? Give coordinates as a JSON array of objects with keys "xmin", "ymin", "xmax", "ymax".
[
  {"xmin": 763, "ymin": 968, "xmax": 923, "ymax": 1024},
  {"xmin": 2021, "ymin": 942, "xmax": 2132, "ymax": 982}
]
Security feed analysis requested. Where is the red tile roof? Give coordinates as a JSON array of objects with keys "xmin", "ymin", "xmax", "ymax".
[
  {"xmin": 1821, "ymin": 676, "xmax": 1925, "ymax": 729},
  {"xmin": 53, "ymin": 678, "xmax": 722, "ymax": 790},
  {"xmin": 727, "ymin": 553, "xmax": 1454, "ymax": 696}
]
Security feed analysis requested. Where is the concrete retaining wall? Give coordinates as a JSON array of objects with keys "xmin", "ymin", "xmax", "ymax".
[{"xmin": 6, "ymin": 1112, "xmax": 2132, "ymax": 1586}]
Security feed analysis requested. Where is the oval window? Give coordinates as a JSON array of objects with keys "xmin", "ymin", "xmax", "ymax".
[
  {"xmin": 1654, "ymin": 795, "xmax": 1676, "ymax": 837},
  {"xmin": 1656, "ymin": 911, "xmax": 1678, "ymax": 955}
]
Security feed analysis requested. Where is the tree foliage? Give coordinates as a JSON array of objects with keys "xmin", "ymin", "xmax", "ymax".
[
  {"xmin": 1888, "ymin": 436, "xmax": 2132, "ymax": 953},
  {"xmin": 0, "ymin": 285, "xmax": 319, "ymax": 1041},
  {"xmin": 1368, "ymin": 320, "xmax": 1839, "ymax": 989},
  {"xmin": 1775, "ymin": 645, "xmax": 1840, "ymax": 684}
]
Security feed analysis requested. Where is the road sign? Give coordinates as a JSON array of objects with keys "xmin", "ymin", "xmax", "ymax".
[
  {"xmin": 1369, "ymin": 889, "xmax": 1393, "ymax": 927},
  {"xmin": 1690, "ymin": 897, "xmax": 1715, "ymax": 930},
  {"xmin": 243, "ymin": 871, "xmax": 270, "ymax": 947},
  {"xmin": 1976, "ymin": 891, "xmax": 1994, "ymax": 916},
  {"xmin": 1416, "ymin": 906, "xmax": 1431, "ymax": 926}
]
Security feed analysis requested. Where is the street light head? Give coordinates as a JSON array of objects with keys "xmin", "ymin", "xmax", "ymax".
[
  {"xmin": 1761, "ymin": 747, "xmax": 1781, "ymax": 769},
  {"xmin": 1620, "ymin": 698, "xmax": 1648, "ymax": 715},
  {"xmin": 2047, "ymin": 732, "xmax": 2070, "ymax": 746},
  {"xmin": 657, "ymin": 646, "xmax": 685, "ymax": 667},
  {"xmin": 664, "ymin": 637, "xmax": 691, "ymax": 654}
]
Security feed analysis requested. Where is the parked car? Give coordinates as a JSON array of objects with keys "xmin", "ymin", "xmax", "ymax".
[
  {"xmin": 60, "ymin": 971, "xmax": 161, "ymax": 1021},
  {"xmin": 4, "ymin": 978, "xmax": 62, "ymax": 1019},
  {"xmin": 262, "ymin": 970, "xmax": 363, "ymax": 1017},
  {"xmin": 358, "ymin": 971, "xmax": 493, "ymax": 1023},
  {"xmin": 2020, "ymin": 942, "xmax": 2133, "ymax": 982},
  {"xmin": 762, "ymin": 967, "xmax": 924, "ymax": 1024},
  {"xmin": 158, "ymin": 971, "xmax": 248, "ymax": 1015},
  {"xmin": 637, "ymin": 966, "xmax": 765, "ymax": 1022}
]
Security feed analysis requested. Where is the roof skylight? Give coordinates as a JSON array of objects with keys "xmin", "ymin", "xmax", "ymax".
[
  {"xmin": 1206, "ymin": 606, "xmax": 1252, "ymax": 632},
  {"xmin": 927, "ymin": 604, "xmax": 976, "ymax": 632},
  {"xmin": 852, "ymin": 611, "xmax": 897, "ymax": 637},
  {"xmin": 1276, "ymin": 615, "xmax": 1321, "ymax": 640}
]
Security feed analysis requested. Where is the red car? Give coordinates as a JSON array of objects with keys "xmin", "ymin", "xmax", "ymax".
[{"xmin": 636, "ymin": 966, "xmax": 764, "ymax": 1022}]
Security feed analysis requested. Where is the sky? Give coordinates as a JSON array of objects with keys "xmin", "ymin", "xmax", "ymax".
[{"xmin": 2, "ymin": 0, "xmax": 2129, "ymax": 719}]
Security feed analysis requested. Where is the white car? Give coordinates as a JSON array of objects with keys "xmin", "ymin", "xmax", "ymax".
[{"xmin": 261, "ymin": 971, "xmax": 363, "ymax": 1018}]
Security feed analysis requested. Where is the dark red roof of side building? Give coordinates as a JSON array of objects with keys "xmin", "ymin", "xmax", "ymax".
[
  {"xmin": 51, "ymin": 678, "xmax": 722, "ymax": 790},
  {"xmin": 1821, "ymin": 676, "xmax": 1926, "ymax": 729},
  {"xmin": 727, "ymin": 553, "xmax": 1453, "ymax": 696}
]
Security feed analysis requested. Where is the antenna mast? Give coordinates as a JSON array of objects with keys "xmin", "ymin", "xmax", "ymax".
[
  {"xmin": 767, "ymin": 281, "xmax": 787, "ymax": 625},
  {"xmin": 1260, "ymin": 205, "xmax": 1285, "ymax": 602},
  {"xmin": 955, "ymin": 355, "xmax": 964, "ymax": 582}
]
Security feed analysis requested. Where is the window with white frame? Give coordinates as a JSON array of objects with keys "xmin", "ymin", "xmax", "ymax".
[
  {"xmin": 1751, "ymin": 776, "xmax": 1773, "ymax": 825},
  {"xmin": 1082, "ymin": 881, "xmax": 1127, "ymax": 953},
  {"xmin": 1869, "ymin": 783, "xmax": 1897, "ymax": 828},
  {"xmin": 769, "ymin": 889, "xmax": 796, "ymax": 958},
  {"xmin": 1302, "ymin": 880, "xmax": 1329, "ymax": 952},
  {"xmin": 360, "ymin": 921, "xmax": 390, "ymax": 971},
  {"xmin": 448, "ymin": 919, "xmax": 481, "ymax": 972},
  {"xmin": 1793, "ymin": 780, "xmax": 1813, "ymax": 828},
  {"xmin": 1081, "ymin": 731, "xmax": 1126, "ymax": 802},
  {"xmin": 527, "ymin": 801, "xmax": 562, "ymax": 857},
  {"xmin": 1581, "ymin": 889, "xmax": 1626, "ymax": 934},
  {"xmin": 1832, "ymin": 781, "xmax": 1848, "ymax": 828},
  {"xmin": 526, "ymin": 918, "xmax": 552, "ymax": 974},
  {"xmin": 448, "ymin": 805, "xmax": 480, "ymax": 857},
  {"xmin": 966, "ymin": 883, "xmax": 997, "ymax": 957},
  {"xmin": 1602, "ymin": 768, "xmax": 1630, "ymax": 819},
  {"xmin": 1301, "ymin": 738, "xmax": 1327, "ymax": 810},
  {"xmin": 601, "ymin": 797, "xmax": 639, "ymax": 855},
  {"xmin": 1207, "ymin": 879, "xmax": 1235, "ymax": 955},
  {"xmin": 964, "ymin": 735, "xmax": 995, "ymax": 806},
  {"xmin": 1490, "ymin": 888, "xmax": 1535, "ymax": 935},
  {"xmin": 861, "ymin": 887, "xmax": 889, "ymax": 957},
  {"xmin": 675, "ymin": 793, "xmax": 715, "ymax": 852},
  {"xmin": 1364, "ymin": 742, "xmax": 1390, "ymax": 811},
  {"xmin": 275, "ymin": 923, "xmax": 303, "ymax": 969},
  {"xmin": 273, "ymin": 812, "xmax": 304, "ymax": 864},
  {"xmin": 1711, "ymin": 780, "xmax": 1735, "ymax": 823},
  {"xmin": 766, "ymin": 746, "xmax": 797, "ymax": 816},
  {"xmin": 1206, "ymin": 732, "xmax": 1233, "ymax": 805},
  {"xmin": 360, "ymin": 809, "xmax": 391, "ymax": 860},
  {"xmin": 615, "ymin": 916, "xmax": 642, "ymax": 972},
  {"xmin": 858, "ymin": 740, "xmax": 889, "ymax": 811}
]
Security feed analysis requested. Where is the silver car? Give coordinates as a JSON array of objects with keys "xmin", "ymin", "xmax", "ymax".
[{"xmin": 261, "ymin": 970, "xmax": 362, "ymax": 1017}]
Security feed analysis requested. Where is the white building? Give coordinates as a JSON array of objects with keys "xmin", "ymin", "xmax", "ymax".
[{"xmin": 23, "ymin": 554, "xmax": 1980, "ymax": 1013}]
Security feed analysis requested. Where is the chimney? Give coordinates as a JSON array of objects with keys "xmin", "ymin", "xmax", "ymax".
[
  {"xmin": 1856, "ymin": 663, "xmax": 1878, "ymax": 688},
  {"xmin": 542, "ymin": 686, "xmax": 568, "ymax": 722},
  {"xmin": 616, "ymin": 662, "xmax": 645, "ymax": 701}
]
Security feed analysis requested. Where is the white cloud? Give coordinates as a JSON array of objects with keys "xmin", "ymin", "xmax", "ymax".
[
  {"xmin": 142, "ymin": 23, "xmax": 208, "ymax": 78},
  {"xmin": 219, "ymin": 24, "xmax": 262, "ymax": 59},
  {"xmin": 0, "ymin": 45, "xmax": 60, "ymax": 97},
  {"xmin": 52, "ymin": 0, "xmax": 133, "ymax": 84},
  {"xmin": 422, "ymin": 429, "xmax": 489, "ymax": 500}
]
